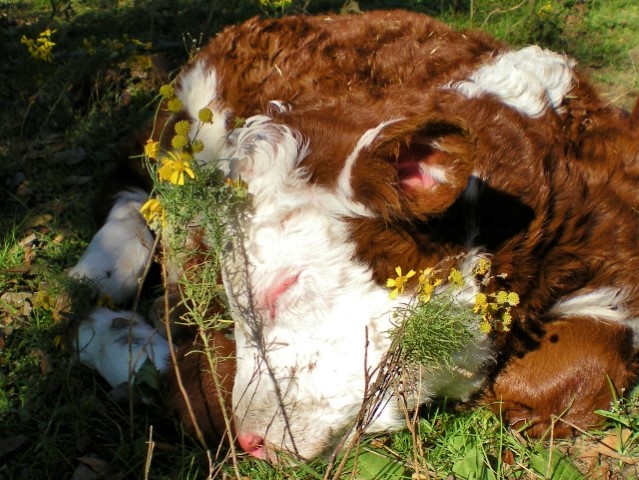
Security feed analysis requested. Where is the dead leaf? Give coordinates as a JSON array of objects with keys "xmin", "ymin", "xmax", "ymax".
[
  {"xmin": 23, "ymin": 214, "xmax": 53, "ymax": 229},
  {"xmin": 23, "ymin": 245, "xmax": 36, "ymax": 269},
  {"xmin": 601, "ymin": 429, "xmax": 633, "ymax": 450},
  {"xmin": 53, "ymin": 293, "xmax": 73, "ymax": 322},
  {"xmin": 0, "ymin": 292, "xmax": 34, "ymax": 316},
  {"xmin": 577, "ymin": 433, "xmax": 639, "ymax": 465},
  {"xmin": 18, "ymin": 233, "xmax": 37, "ymax": 247}
]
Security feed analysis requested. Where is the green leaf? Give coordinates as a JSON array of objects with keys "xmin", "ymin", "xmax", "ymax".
[
  {"xmin": 343, "ymin": 448, "xmax": 407, "ymax": 480},
  {"xmin": 449, "ymin": 435, "xmax": 497, "ymax": 480},
  {"xmin": 133, "ymin": 358, "xmax": 161, "ymax": 390},
  {"xmin": 529, "ymin": 444, "xmax": 585, "ymax": 480}
]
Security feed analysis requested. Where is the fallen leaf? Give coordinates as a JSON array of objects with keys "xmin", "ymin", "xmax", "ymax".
[
  {"xmin": 577, "ymin": 430, "xmax": 639, "ymax": 465},
  {"xmin": 23, "ymin": 245, "xmax": 36, "ymax": 269},
  {"xmin": 0, "ymin": 292, "xmax": 34, "ymax": 316},
  {"xmin": 18, "ymin": 233, "xmax": 37, "ymax": 247},
  {"xmin": 23, "ymin": 214, "xmax": 53, "ymax": 229}
]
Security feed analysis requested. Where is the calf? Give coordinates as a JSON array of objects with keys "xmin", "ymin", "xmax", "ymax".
[
  {"xmin": 222, "ymin": 88, "xmax": 639, "ymax": 459},
  {"xmin": 68, "ymin": 10, "xmax": 639, "ymax": 463}
]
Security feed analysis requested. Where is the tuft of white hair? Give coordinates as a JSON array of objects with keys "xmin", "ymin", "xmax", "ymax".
[{"xmin": 449, "ymin": 46, "xmax": 576, "ymax": 117}]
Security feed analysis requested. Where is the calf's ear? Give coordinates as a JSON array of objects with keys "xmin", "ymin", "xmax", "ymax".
[{"xmin": 350, "ymin": 114, "xmax": 475, "ymax": 221}]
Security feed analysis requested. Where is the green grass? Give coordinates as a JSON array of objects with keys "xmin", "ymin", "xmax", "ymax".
[{"xmin": 1, "ymin": 0, "xmax": 638, "ymax": 478}]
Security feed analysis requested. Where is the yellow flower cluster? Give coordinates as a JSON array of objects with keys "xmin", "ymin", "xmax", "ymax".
[
  {"xmin": 418, "ymin": 267, "xmax": 443, "ymax": 303},
  {"xmin": 21, "ymin": 29, "xmax": 56, "ymax": 63},
  {"xmin": 387, "ymin": 258, "xmax": 519, "ymax": 335},
  {"xmin": 473, "ymin": 291, "xmax": 520, "ymax": 333},
  {"xmin": 139, "ymin": 83, "xmax": 217, "ymax": 228},
  {"xmin": 387, "ymin": 266, "xmax": 463, "ymax": 302},
  {"xmin": 538, "ymin": 1, "xmax": 555, "ymax": 16}
]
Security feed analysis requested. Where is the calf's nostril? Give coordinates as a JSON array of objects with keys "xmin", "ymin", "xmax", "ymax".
[{"xmin": 237, "ymin": 432, "xmax": 266, "ymax": 459}]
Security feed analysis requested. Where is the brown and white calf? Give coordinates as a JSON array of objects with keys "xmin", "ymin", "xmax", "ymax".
[{"xmin": 69, "ymin": 10, "xmax": 639, "ymax": 462}]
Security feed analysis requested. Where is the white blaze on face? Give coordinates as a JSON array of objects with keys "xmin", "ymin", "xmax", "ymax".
[
  {"xmin": 221, "ymin": 117, "xmax": 407, "ymax": 460},
  {"xmin": 221, "ymin": 116, "xmax": 491, "ymax": 461}
]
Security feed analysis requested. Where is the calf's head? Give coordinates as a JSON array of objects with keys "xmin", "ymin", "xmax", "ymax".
[{"xmin": 221, "ymin": 102, "xmax": 492, "ymax": 461}]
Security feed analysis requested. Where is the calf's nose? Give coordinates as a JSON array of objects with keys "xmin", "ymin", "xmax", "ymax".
[{"xmin": 237, "ymin": 432, "xmax": 266, "ymax": 459}]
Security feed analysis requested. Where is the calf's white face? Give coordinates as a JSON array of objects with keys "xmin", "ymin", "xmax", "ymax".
[
  {"xmin": 222, "ymin": 117, "xmax": 405, "ymax": 460},
  {"xmin": 221, "ymin": 116, "xmax": 490, "ymax": 461}
]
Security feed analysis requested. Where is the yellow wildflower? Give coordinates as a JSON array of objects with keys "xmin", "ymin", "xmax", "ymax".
[
  {"xmin": 158, "ymin": 154, "xmax": 195, "ymax": 185},
  {"xmin": 34, "ymin": 290, "xmax": 55, "ymax": 311},
  {"xmin": 97, "ymin": 295, "xmax": 116, "ymax": 309},
  {"xmin": 140, "ymin": 198, "xmax": 166, "ymax": 228},
  {"xmin": 473, "ymin": 258, "xmax": 491, "ymax": 276},
  {"xmin": 448, "ymin": 268, "xmax": 464, "ymax": 287},
  {"xmin": 191, "ymin": 139, "xmax": 204, "ymax": 153},
  {"xmin": 507, "ymin": 292, "xmax": 520, "ymax": 306},
  {"xmin": 174, "ymin": 120, "xmax": 191, "ymax": 136},
  {"xmin": 144, "ymin": 139, "xmax": 160, "ymax": 159},
  {"xmin": 171, "ymin": 134, "xmax": 189, "ymax": 151},
  {"xmin": 538, "ymin": 1, "xmax": 554, "ymax": 16},
  {"xmin": 479, "ymin": 319, "xmax": 492, "ymax": 334},
  {"xmin": 419, "ymin": 282, "xmax": 436, "ymax": 304},
  {"xmin": 386, "ymin": 266, "xmax": 416, "ymax": 300},
  {"xmin": 167, "ymin": 98, "xmax": 183, "ymax": 113},
  {"xmin": 495, "ymin": 291, "xmax": 509, "ymax": 305},
  {"xmin": 473, "ymin": 293, "xmax": 488, "ymax": 314},
  {"xmin": 198, "ymin": 107, "xmax": 214, "ymax": 123},
  {"xmin": 159, "ymin": 84, "xmax": 175, "ymax": 99},
  {"xmin": 21, "ymin": 28, "xmax": 56, "ymax": 62},
  {"xmin": 417, "ymin": 267, "xmax": 442, "ymax": 303}
]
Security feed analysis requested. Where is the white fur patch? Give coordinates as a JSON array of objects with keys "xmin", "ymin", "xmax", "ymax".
[
  {"xmin": 74, "ymin": 307, "xmax": 170, "ymax": 387},
  {"xmin": 449, "ymin": 46, "xmax": 576, "ymax": 117},
  {"xmin": 68, "ymin": 189, "xmax": 154, "ymax": 305},
  {"xmin": 550, "ymin": 288, "xmax": 639, "ymax": 347},
  {"xmin": 176, "ymin": 61, "xmax": 233, "ymax": 168},
  {"xmin": 549, "ymin": 288, "xmax": 630, "ymax": 321}
]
